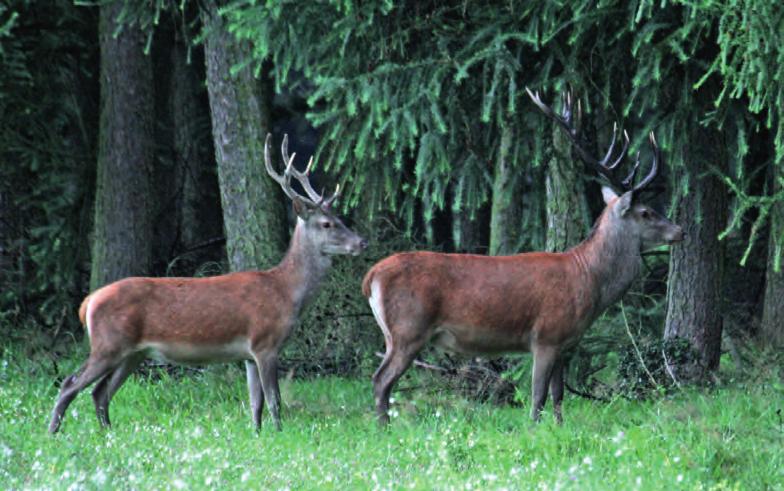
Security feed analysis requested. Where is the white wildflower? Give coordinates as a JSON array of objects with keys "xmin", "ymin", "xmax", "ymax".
[{"xmin": 91, "ymin": 469, "xmax": 107, "ymax": 486}]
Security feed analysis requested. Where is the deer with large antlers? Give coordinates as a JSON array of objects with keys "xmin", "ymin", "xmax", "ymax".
[
  {"xmin": 49, "ymin": 134, "xmax": 367, "ymax": 434},
  {"xmin": 363, "ymin": 90, "xmax": 683, "ymax": 424}
]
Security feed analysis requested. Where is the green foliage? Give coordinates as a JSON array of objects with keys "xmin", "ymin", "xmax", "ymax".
[
  {"xmin": 0, "ymin": 1, "xmax": 97, "ymax": 326},
  {"xmin": 285, "ymin": 219, "xmax": 425, "ymax": 375},
  {"xmin": 616, "ymin": 336, "xmax": 695, "ymax": 398},
  {"xmin": 226, "ymin": 0, "xmax": 601, "ymax": 241},
  {"xmin": 223, "ymin": 0, "xmax": 784, "ymax": 263},
  {"xmin": 1, "ymin": 342, "xmax": 783, "ymax": 489}
]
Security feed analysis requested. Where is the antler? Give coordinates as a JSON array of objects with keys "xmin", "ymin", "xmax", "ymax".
[
  {"xmin": 525, "ymin": 87, "xmax": 659, "ymax": 194},
  {"xmin": 264, "ymin": 133, "xmax": 340, "ymax": 208}
]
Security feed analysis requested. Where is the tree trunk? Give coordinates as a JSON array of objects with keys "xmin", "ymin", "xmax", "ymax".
[
  {"xmin": 89, "ymin": 3, "xmax": 154, "ymax": 290},
  {"xmin": 489, "ymin": 125, "xmax": 522, "ymax": 256},
  {"xmin": 761, "ymin": 164, "xmax": 784, "ymax": 346},
  {"xmin": 545, "ymin": 124, "xmax": 588, "ymax": 252},
  {"xmin": 664, "ymin": 134, "xmax": 726, "ymax": 380},
  {"xmin": 202, "ymin": 1, "xmax": 287, "ymax": 271},
  {"xmin": 170, "ymin": 36, "xmax": 224, "ymax": 263}
]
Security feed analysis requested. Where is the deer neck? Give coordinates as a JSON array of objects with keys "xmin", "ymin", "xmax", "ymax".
[
  {"xmin": 569, "ymin": 210, "xmax": 642, "ymax": 313},
  {"xmin": 277, "ymin": 219, "xmax": 332, "ymax": 311}
]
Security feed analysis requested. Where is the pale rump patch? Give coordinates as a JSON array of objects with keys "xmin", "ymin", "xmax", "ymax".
[
  {"xmin": 368, "ymin": 279, "xmax": 392, "ymax": 351},
  {"xmin": 85, "ymin": 295, "xmax": 96, "ymax": 339}
]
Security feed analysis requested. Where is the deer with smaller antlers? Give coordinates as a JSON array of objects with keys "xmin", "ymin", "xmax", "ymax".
[
  {"xmin": 49, "ymin": 134, "xmax": 367, "ymax": 434},
  {"xmin": 363, "ymin": 90, "xmax": 683, "ymax": 424}
]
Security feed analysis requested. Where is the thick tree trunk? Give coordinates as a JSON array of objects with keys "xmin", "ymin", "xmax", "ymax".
[
  {"xmin": 489, "ymin": 125, "xmax": 522, "ymax": 256},
  {"xmin": 89, "ymin": 3, "xmax": 154, "ymax": 290},
  {"xmin": 664, "ymin": 135, "xmax": 726, "ymax": 380},
  {"xmin": 545, "ymin": 124, "xmax": 588, "ymax": 252},
  {"xmin": 202, "ymin": 1, "xmax": 287, "ymax": 271},
  {"xmin": 170, "ymin": 38, "xmax": 223, "ymax": 258},
  {"xmin": 761, "ymin": 164, "xmax": 784, "ymax": 346}
]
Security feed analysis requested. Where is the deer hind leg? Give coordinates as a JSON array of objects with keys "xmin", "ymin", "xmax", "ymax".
[
  {"xmin": 372, "ymin": 328, "xmax": 430, "ymax": 426},
  {"xmin": 91, "ymin": 353, "xmax": 144, "ymax": 428},
  {"xmin": 49, "ymin": 354, "xmax": 117, "ymax": 434},
  {"xmin": 530, "ymin": 344, "xmax": 559, "ymax": 423},
  {"xmin": 245, "ymin": 360, "xmax": 264, "ymax": 431},
  {"xmin": 253, "ymin": 351, "xmax": 281, "ymax": 431},
  {"xmin": 549, "ymin": 357, "xmax": 565, "ymax": 424}
]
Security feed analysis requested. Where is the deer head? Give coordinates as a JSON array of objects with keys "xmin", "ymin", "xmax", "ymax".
[
  {"xmin": 264, "ymin": 134, "xmax": 367, "ymax": 256},
  {"xmin": 526, "ymin": 88, "xmax": 683, "ymax": 249}
]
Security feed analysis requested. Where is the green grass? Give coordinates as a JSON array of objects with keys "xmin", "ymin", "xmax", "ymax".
[{"xmin": 1, "ymin": 345, "xmax": 782, "ymax": 490}]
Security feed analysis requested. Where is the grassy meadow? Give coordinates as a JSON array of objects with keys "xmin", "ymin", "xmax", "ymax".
[{"xmin": 1, "ymin": 342, "xmax": 782, "ymax": 490}]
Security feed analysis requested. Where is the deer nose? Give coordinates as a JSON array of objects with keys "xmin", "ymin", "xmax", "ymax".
[{"xmin": 359, "ymin": 238, "xmax": 369, "ymax": 250}]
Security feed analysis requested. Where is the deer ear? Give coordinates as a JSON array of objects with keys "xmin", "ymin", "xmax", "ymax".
[
  {"xmin": 617, "ymin": 191, "xmax": 633, "ymax": 216},
  {"xmin": 602, "ymin": 186, "xmax": 618, "ymax": 204},
  {"xmin": 292, "ymin": 198, "xmax": 312, "ymax": 218}
]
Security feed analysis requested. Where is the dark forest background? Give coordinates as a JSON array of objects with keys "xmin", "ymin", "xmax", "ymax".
[{"xmin": 1, "ymin": 0, "xmax": 782, "ymax": 400}]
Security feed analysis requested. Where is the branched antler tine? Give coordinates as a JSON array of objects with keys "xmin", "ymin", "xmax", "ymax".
[
  {"xmin": 632, "ymin": 131, "xmax": 660, "ymax": 192},
  {"xmin": 526, "ymin": 87, "xmax": 583, "ymax": 151},
  {"xmin": 527, "ymin": 87, "xmax": 630, "ymax": 191},
  {"xmin": 598, "ymin": 123, "xmax": 619, "ymax": 168},
  {"xmin": 265, "ymin": 133, "xmax": 319, "ymax": 206},
  {"xmin": 287, "ymin": 158, "xmax": 324, "ymax": 204},
  {"xmin": 622, "ymin": 151, "xmax": 641, "ymax": 188},
  {"xmin": 281, "ymin": 134, "xmax": 291, "ymax": 167},
  {"xmin": 605, "ymin": 129, "xmax": 630, "ymax": 171},
  {"xmin": 561, "ymin": 90, "xmax": 572, "ymax": 124},
  {"xmin": 322, "ymin": 183, "xmax": 340, "ymax": 208},
  {"xmin": 264, "ymin": 133, "xmax": 297, "ymax": 201}
]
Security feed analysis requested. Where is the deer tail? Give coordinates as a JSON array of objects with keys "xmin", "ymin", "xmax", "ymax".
[
  {"xmin": 361, "ymin": 267, "xmax": 376, "ymax": 298},
  {"xmin": 78, "ymin": 295, "xmax": 91, "ymax": 328}
]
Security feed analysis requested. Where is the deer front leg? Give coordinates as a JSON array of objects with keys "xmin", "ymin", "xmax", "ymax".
[
  {"xmin": 254, "ymin": 352, "xmax": 281, "ymax": 431},
  {"xmin": 530, "ymin": 344, "xmax": 558, "ymax": 422},
  {"xmin": 245, "ymin": 360, "xmax": 264, "ymax": 431}
]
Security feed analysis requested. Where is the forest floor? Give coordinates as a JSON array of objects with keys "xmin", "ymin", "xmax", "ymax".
[{"xmin": 1, "ymin": 343, "xmax": 782, "ymax": 490}]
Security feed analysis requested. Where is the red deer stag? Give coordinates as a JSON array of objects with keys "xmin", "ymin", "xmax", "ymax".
[
  {"xmin": 49, "ymin": 134, "xmax": 367, "ymax": 433},
  {"xmin": 362, "ymin": 90, "xmax": 683, "ymax": 424}
]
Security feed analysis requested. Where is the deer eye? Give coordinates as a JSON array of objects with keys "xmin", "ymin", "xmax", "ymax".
[
  {"xmin": 321, "ymin": 221, "xmax": 332, "ymax": 229},
  {"xmin": 641, "ymin": 209, "xmax": 651, "ymax": 219}
]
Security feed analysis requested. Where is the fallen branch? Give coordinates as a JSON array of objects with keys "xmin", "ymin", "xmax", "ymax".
[
  {"xmin": 374, "ymin": 352, "xmax": 449, "ymax": 372},
  {"xmin": 620, "ymin": 302, "xmax": 662, "ymax": 391},
  {"xmin": 565, "ymin": 381, "xmax": 611, "ymax": 402}
]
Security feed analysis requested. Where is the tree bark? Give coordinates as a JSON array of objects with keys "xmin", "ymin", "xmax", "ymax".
[
  {"xmin": 664, "ymin": 132, "xmax": 726, "ymax": 380},
  {"xmin": 202, "ymin": 0, "xmax": 287, "ymax": 271},
  {"xmin": 489, "ymin": 125, "xmax": 522, "ymax": 256},
  {"xmin": 545, "ymin": 124, "xmax": 588, "ymax": 252},
  {"xmin": 761, "ymin": 164, "xmax": 784, "ymax": 346},
  {"xmin": 89, "ymin": 3, "xmax": 154, "ymax": 290},
  {"xmin": 170, "ymin": 37, "xmax": 223, "ymax": 258}
]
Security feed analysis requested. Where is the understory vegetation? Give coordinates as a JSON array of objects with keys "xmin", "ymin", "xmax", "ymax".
[{"xmin": 1, "ymin": 340, "xmax": 782, "ymax": 490}]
